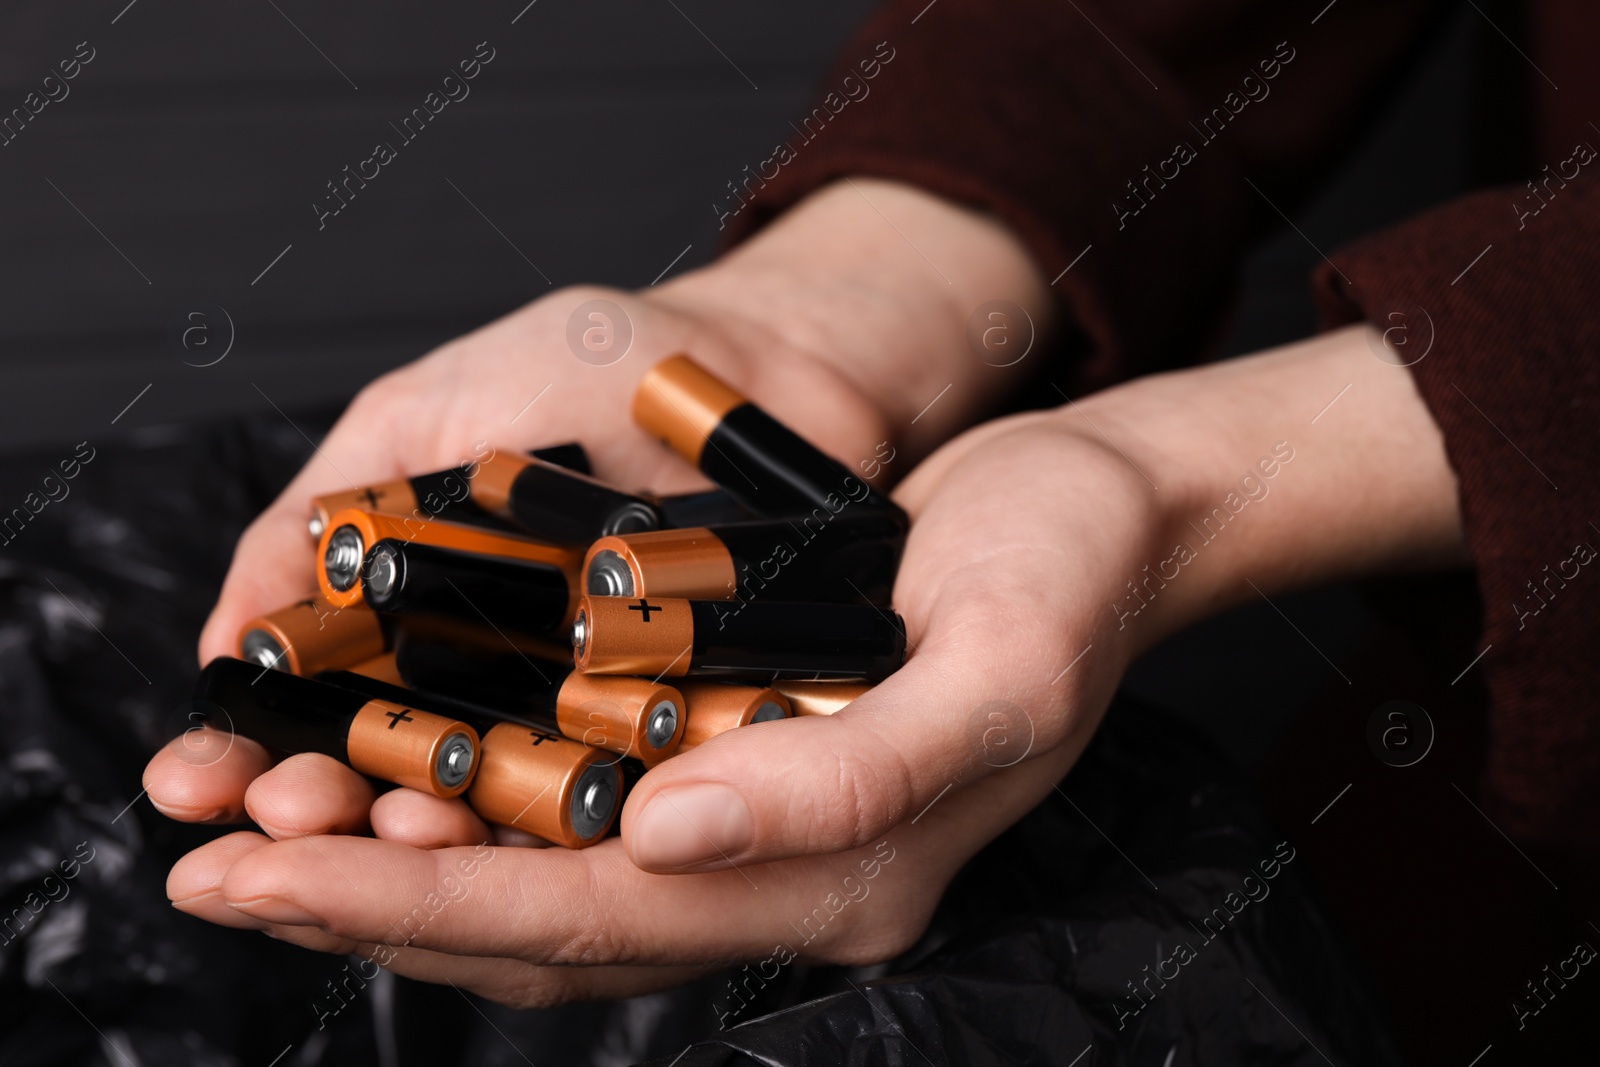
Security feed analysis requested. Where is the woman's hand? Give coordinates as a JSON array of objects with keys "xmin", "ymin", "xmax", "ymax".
[
  {"xmin": 148, "ymin": 323, "xmax": 1465, "ymax": 1010},
  {"xmin": 150, "ymin": 410, "xmax": 1162, "ymax": 1010},
  {"xmin": 194, "ymin": 177, "xmax": 1053, "ymax": 668}
]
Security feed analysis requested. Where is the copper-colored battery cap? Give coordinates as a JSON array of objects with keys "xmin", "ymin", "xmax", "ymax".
[
  {"xmin": 678, "ymin": 683, "xmax": 790, "ymax": 749},
  {"xmin": 466, "ymin": 723, "xmax": 620, "ymax": 848},
  {"xmin": 346, "ymin": 700, "xmax": 478, "ymax": 798},
  {"xmin": 308, "ymin": 479, "xmax": 418, "ymax": 540},
  {"xmin": 555, "ymin": 673, "xmax": 684, "ymax": 766},
  {"xmin": 571, "ymin": 594, "xmax": 694, "ymax": 677},
  {"xmin": 469, "ymin": 452, "xmax": 531, "ymax": 516},
  {"xmin": 772, "ymin": 680, "xmax": 873, "ymax": 716},
  {"xmin": 584, "ymin": 528, "xmax": 735, "ymax": 599},
  {"xmin": 316, "ymin": 507, "xmax": 581, "ymax": 610},
  {"xmin": 632, "ymin": 355, "xmax": 745, "ymax": 467},
  {"xmin": 239, "ymin": 597, "xmax": 387, "ymax": 676}
]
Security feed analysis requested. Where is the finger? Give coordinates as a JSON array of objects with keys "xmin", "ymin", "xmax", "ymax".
[
  {"xmin": 169, "ymin": 830, "xmax": 276, "ymax": 928},
  {"xmin": 244, "ymin": 753, "xmax": 375, "ymax": 839},
  {"xmin": 369, "ymin": 789, "xmax": 493, "ymax": 850},
  {"xmin": 618, "ymin": 597, "xmax": 1064, "ymax": 873},
  {"xmin": 214, "ymin": 833, "xmax": 907, "ymax": 966},
  {"xmin": 144, "ymin": 729, "xmax": 273, "ymax": 824},
  {"xmin": 261, "ymin": 924, "xmax": 709, "ymax": 1009}
]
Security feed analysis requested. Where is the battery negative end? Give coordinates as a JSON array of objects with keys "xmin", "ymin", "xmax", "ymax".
[
  {"xmin": 586, "ymin": 550, "xmax": 635, "ymax": 597},
  {"xmin": 240, "ymin": 629, "xmax": 287, "ymax": 671},
  {"xmin": 437, "ymin": 732, "xmax": 476, "ymax": 790},
  {"xmin": 645, "ymin": 699, "xmax": 680, "ymax": 750},
  {"xmin": 324, "ymin": 525, "xmax": 367, "ymax": 593}
]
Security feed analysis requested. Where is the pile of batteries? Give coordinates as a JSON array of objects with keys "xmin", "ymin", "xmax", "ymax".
[{"xmin": 194, "ymin": 356, "xmax": 907, "ymax": 848}]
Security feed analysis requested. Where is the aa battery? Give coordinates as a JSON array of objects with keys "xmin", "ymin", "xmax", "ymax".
[
  {"xmin": 314, "ymin": 667, "xmax": 622, "ymax": 848},
  {"xmin": 392, "ymin": 637, "xmax": 684, "ymax": 765},
  {"xmin": 771, "ymin": 680, "xmax": 873, "ymax": 716},
  {"xmin": 472, "ymin": 452, "xmax": 661, "ymax": 544},
  {"xmin": 307, "ymin": 443, "xmax": 591, "ymax": 539},
  {"xmin": 655, "ymin": 488, "xmax": 756, "ymax": 529},
  {"xmin": 571, "ymin": 594, "xmax": 907, "ymax": 682},
  {"xmin": 195, "ymin": 657, "xmax": 478, "ymax": 798},
  {"xmin": 469, "ymin": 723, "xmax": 621, "ymax": 848},
  {"xmin": 584, "ymin": 511, "xmax": 905, "ymax": 604},
  {"xmin": 677, "ymin": 682, "xmax": 791, "ymax": 749},
  {"xmin": 316, "ymin": 507, "xmax": 581, "ymax": 611},
  {"xmin": 361, "ymin": 538, "xmax": 575, "ymax": 640},
  {"xmin": 238, "ymin": 597, "xmax": 390, "ymax": 676},
  {"xmin": 632, "ymin": 354, "xmax": 903, "ymax": 521}
]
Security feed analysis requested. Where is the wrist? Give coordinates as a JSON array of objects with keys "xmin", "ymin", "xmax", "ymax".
[{"xmin": 1064, "ymin": 325, "xmax": 1467, "ymax": 654}]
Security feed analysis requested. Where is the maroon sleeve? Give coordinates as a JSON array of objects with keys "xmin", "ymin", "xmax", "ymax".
[
  {"xmin": 1313, "ymin": 177, "xmax": 1600, "ymax": 856},
  {"xmin": 724, "ymin": 0, "xmax": 1447, "ymax": 389}
]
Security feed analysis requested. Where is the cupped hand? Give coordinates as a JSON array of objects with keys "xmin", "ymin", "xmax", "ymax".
[
  {"xmin": 149, "ymin": 411, "xmax": 1166, "ymax": 1008},
  {"xmin": 195, "ymin": 278, "xmax": 891, "ymax": 667}
]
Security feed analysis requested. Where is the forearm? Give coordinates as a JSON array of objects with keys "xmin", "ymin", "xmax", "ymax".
[
  {"xmin": 1069, "ymin": 324, "xmax": 1468, "ymax": 655},
  {"xmin": 658, "ymin": 179, "xmax": 1053, "ymax": 457}
]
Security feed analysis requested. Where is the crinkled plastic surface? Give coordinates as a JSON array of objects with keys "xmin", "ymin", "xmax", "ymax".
[{"xmin": 0, "ymin": 420, "xmax": 1402, "ymax": 1066}]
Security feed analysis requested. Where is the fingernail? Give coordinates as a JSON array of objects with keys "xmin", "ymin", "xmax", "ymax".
[
  {"xmin": 227, "ymin": 896, "xmax": 322, "ymax": 926},
  {"xmin": 630, "ymin": 784, "xmax": 753, "ymax": 870},
  {"xmin": 149, "ymin": 798, "xmax": 228, "ymax": 823},
  {"xmin": 170, "ymin": 891, "xmax": 219, "ymax": 912}
]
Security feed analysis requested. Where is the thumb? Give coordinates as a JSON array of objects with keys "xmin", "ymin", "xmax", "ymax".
[{"xmin": 619, "ymin": 600, "xmax": 1077, "ymax": 873}]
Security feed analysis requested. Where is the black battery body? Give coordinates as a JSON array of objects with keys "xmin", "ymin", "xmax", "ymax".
[
  {"xmin": 360, "ymin": 538, "xmax": 573, "ymax": 639},
  {"xmin": 392, "ymin": 635, "xmax": 561, "ymax": 716},
  {"xmin": 526, "ymin": 442, "xmax": 591, "ymax": 476},
  {"xmin": 198, "ymin": 656, "xmax": 363, "ymax": 763},
  {"xmin": 574, "ymin": 595, "xmax": 907, "ymax": 682},
  {"xmin": 475, "ymin": 455, "xmax": 662, "ymax": 545},
  {"xmin": 682, "ymin": 598, "xmax": 907, "ymax": 680},
  {"xmin": 194, "ymin": 656, "xmax": 478, "ymax": 796},
  {"xmin": 703, "ymin": 403, "xmax": 903, "ymax": 520},
  {"xmin": 715, "ymin": 511, "xmax": 905, "ymax": 605},
  {"xmin": 655, "ymin": 488, "xmax": 757, "ymax": 529}
]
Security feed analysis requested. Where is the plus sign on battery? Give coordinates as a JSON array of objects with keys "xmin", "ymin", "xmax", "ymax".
[
  {"xmin": 384, "ymin": 708, "xmax": 416, "ymax": 729},
  {"xmin": 629, "ymin": 598, "xmax": 660, "ymax": 621}
]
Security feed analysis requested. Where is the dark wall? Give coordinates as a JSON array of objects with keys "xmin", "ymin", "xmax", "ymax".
[{"xmin": 0, "ymin": 1, "xmax": 875, "ymax": 449}]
